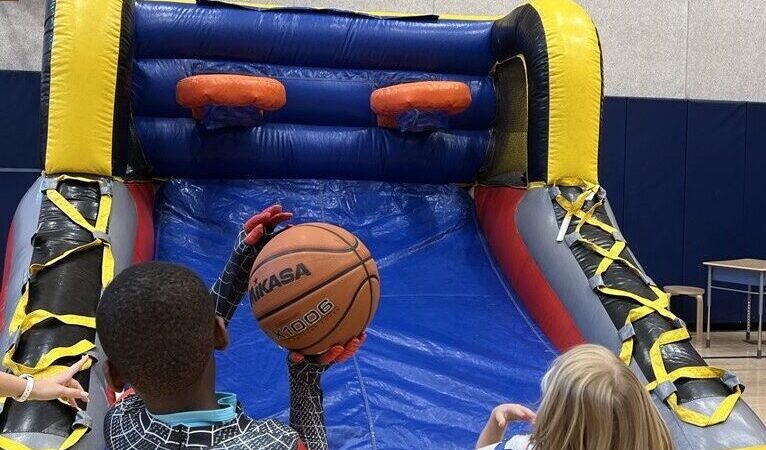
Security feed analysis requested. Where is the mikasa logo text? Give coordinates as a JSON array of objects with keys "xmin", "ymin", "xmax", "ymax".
[
  {"xmin": 274, "ymin": 298, "xmax": 335, "ymax": 340},
  {"xmin": 252, "ymin": 263, "xmax": 311, "ymax": 301}
]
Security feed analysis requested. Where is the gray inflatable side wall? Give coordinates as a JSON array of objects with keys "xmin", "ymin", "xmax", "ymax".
[
  {"xmin": 2, "ymin": 177, "xmax": 43, "ymax": 329},
  {"xmin": 0, "ymin": 178, "xmax": 138, "ymax": 449},
  {"xmin": 514, "ymin": 186, "xmax": 766, "ymax": 449}
]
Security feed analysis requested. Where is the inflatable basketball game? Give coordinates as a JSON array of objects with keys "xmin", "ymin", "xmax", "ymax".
[{"xmin": 1, "ymin": 0, "xmax": 764, "ymax": 448}]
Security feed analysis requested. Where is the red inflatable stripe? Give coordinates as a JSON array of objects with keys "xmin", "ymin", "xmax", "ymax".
[
  {"xmin": 0, "ymin": 221, "xmax": 14, "ymax": 328},
  {"xmin": 126, "ymin": 182, "xmax": 155, "ymax": 264},
  {"xmin": 475, "ymin": 186, "xmax": 583, "ymax": 351}
]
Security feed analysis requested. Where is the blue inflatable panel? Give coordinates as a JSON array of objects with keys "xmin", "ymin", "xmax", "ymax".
[
  {"xmin": 154, "ymin": 179, "xmax": 555, "ymax": 450},
  {"xmin": 132, "ymin": 59, "xmax": 495, "ymax": 129},
  {"xmin": 134, "ymin": 2, "xmax": 494, "ymax": 75},
  {"xmin": 135, "ymin": 119, "xmax": 489, "ymax": 182}
]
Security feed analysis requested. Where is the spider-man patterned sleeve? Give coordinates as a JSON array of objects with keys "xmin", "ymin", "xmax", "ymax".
[
  {"xmin": 210, "ymin": 229, "xmax": 260, "ymax": 325},
  {"xmin": 289, "ymin": 361, "xmax": 328, "ymax": 450}
]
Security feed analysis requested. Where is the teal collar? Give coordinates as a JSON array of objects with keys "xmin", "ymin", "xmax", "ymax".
[{"xmin": 149, "ymin": 392, "xmax": 237, "ymax": 427}]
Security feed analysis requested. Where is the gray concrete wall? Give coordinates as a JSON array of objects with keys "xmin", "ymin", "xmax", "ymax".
[
  {"xmin": 0, "ymin": 0, "xmax": 45, "ymax": 71},
  {"xmin": 1, "ymin": 0, "xmax": 764, "ymax": 101}
]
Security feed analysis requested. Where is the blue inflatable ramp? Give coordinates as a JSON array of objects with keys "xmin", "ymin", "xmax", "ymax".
[{"xmin": 154, "ymin": 179, "xmax": 556, "ymax": 449}]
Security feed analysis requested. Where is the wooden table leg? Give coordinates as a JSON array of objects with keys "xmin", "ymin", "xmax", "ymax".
[
  {"xmin": 747, "ymin": 285, "xmax": 752, "ymax": 341},
  {"xmin": 695, "ymin": 294, "xmax": 704, "ymax": 346},
  {"xmin": 707, "ymin": 266, "xmax": 712, "ymax": 348},
  {"xmin": 759, "ymin": 273, "xmax": 763, "ymax": 359}
]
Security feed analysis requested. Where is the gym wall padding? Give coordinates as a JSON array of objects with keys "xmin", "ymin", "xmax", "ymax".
[
  {"xmin": 0, "ymin": 70, "xmax": 41, "ymax": 289},
  {"xmin": 746, "ymin": 103, "xmax": 766, "ymax": 270},
  {"xmin": 597, "ymin": 97, "xmax": 626, "ymax": 224},
  {"xmin": 623, "ymin": 98, "xmax": 687, "ymax": 290},
  {"xmin": 683, "ymin": 101, "xmax": 748, "ymax": 325},
  {"xmin": 0, "ymin": 71, "xmax": 42, "ymax": 169}
]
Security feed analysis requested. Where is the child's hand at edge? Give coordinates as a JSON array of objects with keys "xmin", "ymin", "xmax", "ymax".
[{"xmin": 492, "ymin": 403, "xmax": 536, "ymax": 428}]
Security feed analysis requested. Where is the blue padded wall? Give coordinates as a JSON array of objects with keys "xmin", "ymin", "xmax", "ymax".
[
  {"xmin": 623, "ymin": 98, "xmax": 687, "ymax": 292},
  {"xmin": 0, "ymin": 71, "xmax": 41, "ymax": 169},
  {"xmin": 0, "ymin": 71, "xmax": 41, "ymax": 284},
  {"xmin": 746, "ymin": 104, "xmax": 766, "ymax": 264},
  {"xmin": 598, "ymin": 97, "xmax": 626, "ymax": 224},
  {"xmin": 684, "ymin": 101, "xmax": 748, "ymax": 325}
]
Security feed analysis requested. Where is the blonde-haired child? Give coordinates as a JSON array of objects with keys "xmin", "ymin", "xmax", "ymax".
[{"xmin": 476, "ymin": 344, "xmax": 673, "ymax": 450}]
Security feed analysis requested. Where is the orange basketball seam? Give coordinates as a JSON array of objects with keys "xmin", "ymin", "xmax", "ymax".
[
  {"xmin": 300, "ymin": 223, "xmax": 360, "ymax": 249},
  {"xmin": 250, "ymin": 246, "xmax": 356, "ymax": 276},
  {"xmin": 291, "ymin": 275, "xmax": 370, "ymax": 353},
  {"xmin": 361, "ymin": 275, "xmax": 380, "ymax": 332},
  {"xmin": 254, "ymin": 257, "xmax": 372, "ymax": 321},
  {"xmin": 312, "ymin": 223, "xmax": 379, "ymax": 337}
]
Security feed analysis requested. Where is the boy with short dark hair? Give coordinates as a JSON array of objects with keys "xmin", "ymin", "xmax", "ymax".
[{"xmin": 97, "ymin": 206, "xmax": 363, "ymax": 450}]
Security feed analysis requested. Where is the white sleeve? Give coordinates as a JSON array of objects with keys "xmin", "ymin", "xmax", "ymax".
[
  {"xmin": 505, "ymin": 434, "xmax": 532, "ymax": 450},
  {"xmin": 476, "ymin": 443, "xmax": 500, "ymax": 450}
]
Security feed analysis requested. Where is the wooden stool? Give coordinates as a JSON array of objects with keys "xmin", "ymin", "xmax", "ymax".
[{"xmin": 664, "ymin": 285, "xmax": 705, "ymax": 346}]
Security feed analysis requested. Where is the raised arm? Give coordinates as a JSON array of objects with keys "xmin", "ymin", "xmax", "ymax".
[
  {"xmin": 210, "ymin": 205, "xmax": 292, "ymax": 324},
  {"xmin": 287, "ymin": 334, "xmax": 366, "ymax": 450}
]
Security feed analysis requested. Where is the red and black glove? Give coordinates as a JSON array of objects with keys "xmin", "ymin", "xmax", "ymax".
[
  {"xmin": 289, "ymin": 332, "xmax": 367, "ymax": 367},
  {"xmin": 288, "ymin": 333, "xmax": 367, "ymax": 450},
  {"xmin": 211, "ymin": 204, "xmax": 293, "ymax": 323},
  {"xmin": 242, "ymin": 204, "xmax": 293, "ymax": 246}
]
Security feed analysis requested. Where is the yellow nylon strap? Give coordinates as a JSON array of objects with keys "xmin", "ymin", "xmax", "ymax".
[
  {"xmin": 617, "ymin": 305, "xmax": 655, "ymax": 364},
  {"xmin": 3, "ymin": 340, "xmax": 95, "ymax": 378},
  {"xmin": 561, "ymin": 188, "xmax": 591, "ymax": 212},
  {"xmin": 666, "ymin": 390, "xmax": 741, "ymax": 427},
  {"xmin": 594, "ymin": 240, "xmax": 626, "ymax": 275},
  {"xmin": 7, "ymin": 286, "xmax": 30, "ymax": 334},
  {"xmin": 17, "ymin": 310, "xmax": 96, "ymax": 335},
  {"xmin": 579, "ymin": 238, "xmax": 647, "ymax": 281},
  {"xmin": 644, "ymin": 327, "xmax": 740, "ymax": 426},
  {"xmin": 649, "ymin": 327, "xmax": 690, "ymax": 381},
  {"xmin": 0, "ymin": 424, "xmax": 88, "ymax": 450},
  {"xmin": 553, "ymin": 180, "xmax": 742, "ymax": 428},
  {"xmin": 646, "ymin": 366, "xmax": 732, "ymax": 391},
  {"xmin": 96, "ymin": 194, "xmax": 114, "ymax": 285},
  {"xmin": 0, "ymin": 177, "xmax": 109, "ymax": 450},
  {"xmin": 43, "ymin": 183, "xmax": 114, "ymax": 287},
  {"xmin": 598, "ymin": 286, "xmax": 675, "ymax": 321},
  {"xmin": 573, "ymin": 199, "xmax": 602, "ymax": 233},
  {"xmin": 553, "ymin": 192, "xmax": 615, "ymax": 235},
  {"xmin": 554, "ymin": 177, "xmax": 596, "ymax": 189},
  {"xmin": 28, "ymin": 240, "xmax": 103, "ymax": 274},
  {"xmin": 45, "ymin": 190, "xmax": 98, "ymax": 233},
  {"xmin": 54, "ymin": 174, "xmax": 104, "ymax": 185}
]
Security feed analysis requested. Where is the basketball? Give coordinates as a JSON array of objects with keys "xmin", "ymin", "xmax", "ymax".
[{"xmin": 248, "ymin": 223, "xmax": 380, "ymax": 355}]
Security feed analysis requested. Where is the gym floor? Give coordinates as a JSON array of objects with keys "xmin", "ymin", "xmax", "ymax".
[{"xmin": 694, "ymin": 331, "xmax": 766, "ymax": 420}]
